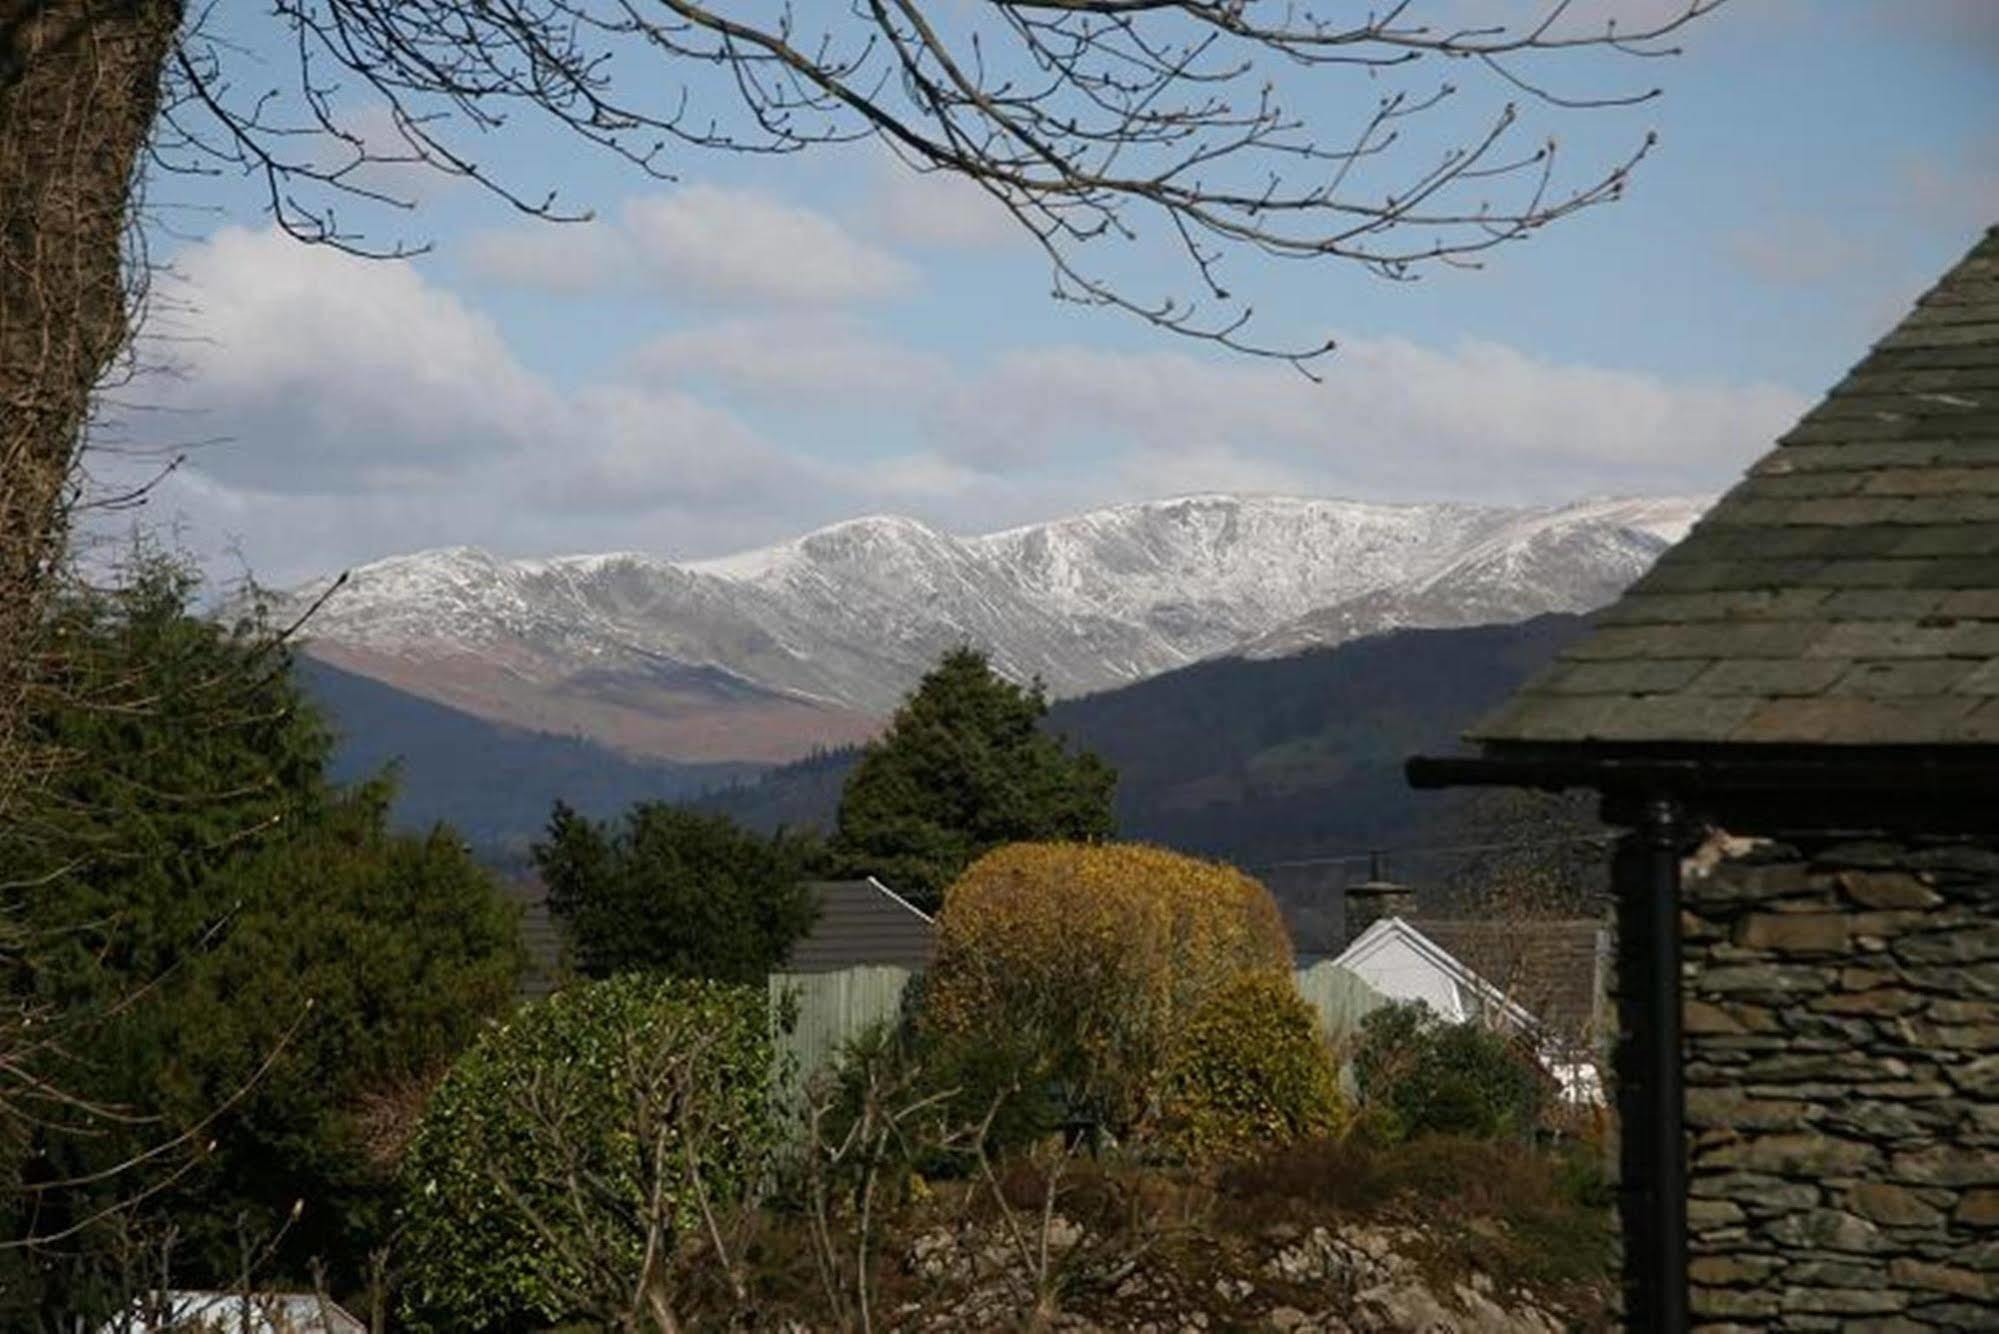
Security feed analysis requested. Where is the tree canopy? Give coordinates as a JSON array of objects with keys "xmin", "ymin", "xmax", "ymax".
[
  {"xmin": 0, "ymin": 556, "xmax": 521, "ymax": 1316},
  {"xmin": 534, "ymin": 801, "xmax": 820, "ymax": 983},
  {"xmin": 831, "ymin": 648, "xmax": 1116, "ymax": 908}
]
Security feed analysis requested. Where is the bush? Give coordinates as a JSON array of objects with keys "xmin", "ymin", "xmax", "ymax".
[
  {"xmin": 922, "ymin": 842, "xmax": 1291, "ymax": 1141},
  {"xmin": 1352, "ymin": 1001, "xmax": 1546, "ymax": 1143},
  {"xmin": 534, "ymin": 800, "xmax": 819, "ymax": 983},
  {"xmin": 1159, "ymin": 970, "xmax": 1346, "ymax": 1161},
  {"xmin": 398, "ymin": 974, "xmax": 777, "ymax": 1332}
]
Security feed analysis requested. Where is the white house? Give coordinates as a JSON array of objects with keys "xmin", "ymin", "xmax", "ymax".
[{"xmin": 1332, "ymin": 914, "xmax": 1609, "ymax": 1105}]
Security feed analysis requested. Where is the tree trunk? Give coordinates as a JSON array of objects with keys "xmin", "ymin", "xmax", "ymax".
[{"xmin": 0, "ymin": 0, "xmax": 180, "ymax": 813}]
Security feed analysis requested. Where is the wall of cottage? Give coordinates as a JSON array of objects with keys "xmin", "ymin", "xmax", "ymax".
[{"xmin": 1681, "ymin": 838, "xmax": 1999, "ymax": 1330}]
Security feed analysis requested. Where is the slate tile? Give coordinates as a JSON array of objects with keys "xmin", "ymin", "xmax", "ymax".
[
  {"xmin": 1821, "ymin": 589, "xmax": 1949, "ymax": 620},
  {"xmin": 1791, "ymin": 497, "xmax": 1915, "ymax": 526},
  {"xmin": 1888, "ymin": 523, "xmax": 1999, "ymax": 557},
  {"xmin": 1961, "ymin": 699, "xmax": 1999, "ymax": 742},
  {"xmin": 1806, "ymin": 621, "xmax": 1962, "ymax": 660},
  {"xmin": 1829, "ymin": 368, "xmax": 1999, "ymax": 397},
  {"xmin": 1684, "ymin": 659, "xmax": 1850, "ymax": 697},
  {"xmin": 1887, "ymin": 495, "xmax": 1999, "ymax": 524},
  {"xmin": 1543, "ymin": 659, "xmax": 1715, "ymax": 695},
  {"xmin": 1729, "ymin": 695, "xmax": 1982, "ymax": 744},
  {"xmin": 1864, "ymin": 344, "xmax": 1999, "ymax": 372},
  {"xmin": 1808, "ymin": 390, "xmax": 1993, "ymax": 418},
  {"xmin": 1584, "ymin": 695, "xmax": 1762, "ymax": 742},
  {"xmin": 1829, "ymin": 659, "xmax": 1982, "ymax": 698},
  {"xmin": 1795, "ymin": 559, "xmax": 1929, "ymax": 590},
  {"xmin": 1910, "ymin": 556, "xmax": 1999, "ymax": 589},
  {"xmin": 1861, "ymin": 467, "xmax": 1999, "ymax": 497},
  {"xmin": 1741, "ymin": 473, "xmax": 1869, "ymax": 500},
  {"xmin": 1935, "ymin": 590, "xmax": 1999, "ymax": 618},
  {"xmin": 1948, "ymin": 659, "xmax": 1999, "ymax": 696},
  {"xmin": 1592, "ymin": 589, "xmax": 1834, "ymax": 625},
  {"xmin": 1876, "ymin": 321, "xmax": 1999, "ymax": 352},
  {"xmin": 1943, "ymin": 622, "xmax": 1999, "ymax": 657}
]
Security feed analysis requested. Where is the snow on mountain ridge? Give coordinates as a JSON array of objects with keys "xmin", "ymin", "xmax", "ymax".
[{"xmin": 287, "ymin": 492, "xmax": 1708, "ymax": 715}]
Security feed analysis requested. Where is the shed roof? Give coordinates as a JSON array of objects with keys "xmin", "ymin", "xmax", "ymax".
[
  {"xmin": 780, "ymin": 878, "xmax": 935, "ymax": 973},
  {"xmin": 1472, "ymin": 225, "xmax": 1999, "ymax": 749}
]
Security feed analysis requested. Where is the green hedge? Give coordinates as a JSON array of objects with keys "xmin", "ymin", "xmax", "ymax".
[
  {"xmin": 1352, "ymin": 1001, "xmax": 1545, "ymax": 1143},
  {"xmin": 397, "ymin": 975, "xmax": 776, "ymax": 1331},
  {"xmin": 1158, "ymin": 969, "xmax": 1346, "ymax": 1161}
]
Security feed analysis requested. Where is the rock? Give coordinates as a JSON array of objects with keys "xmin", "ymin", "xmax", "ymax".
[
  {"xmin": 1701, "ymin": 1133, "xmax": 1878, "ymax": 1176},
  {"xmin": 1892, "ymin": 1147, "xmax": 1999, "ymax": 1188},
  {"xmin": 1267, "ymin": 1307, "xmax": 1309, "ymax": 1331},
  {"xmin": 1839, "ymin": 871, "xmax": 1944, "ymax": 910},
  {"xmin": 1955, "ymin": 1188, "xmax": 1999, "ymax": 1226},
  {"xmin": 1767, "ymin": 1209, "xmax": 1885, "ymax": 1254},
  {"xmin": 1689, "ymin": 1254, "xmax": 1784, "ymax": 1285},
  {"xmin": 1780, "ymin": 1286, "xmax": 1909, "ymax": 1315},
  {"xmin": 1847, "ymin": 1182, "xmax": 1947, "ymax": 1228},
  {"xmin": 1736, "ymin": 913, "xmax": 1851, "ymax": 953},
  {"xmin": 1887, "ymin": 1257, "xmax": 1991, "ymax": 1299},
  {"xmin": 1895, "ymin": 924, "xmax": 1999, "ymax": 965}
]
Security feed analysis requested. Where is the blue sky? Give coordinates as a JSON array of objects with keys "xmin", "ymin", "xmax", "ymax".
[{"xmin": 116, "ymin": 1, "xmax": 1997, "ymax": 586}]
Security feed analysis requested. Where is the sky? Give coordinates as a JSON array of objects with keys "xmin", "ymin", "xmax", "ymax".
[{"xmin": 101, "ymin": 1, "xmax": 1999, "ymax": 588}]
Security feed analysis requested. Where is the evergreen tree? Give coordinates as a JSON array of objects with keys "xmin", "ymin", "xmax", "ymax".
[
  {"xmin": 534, "ymin": 802, "xmax": 819, "ymax": 983},
  {"xmin": 0, "ymin": 555, "xmax": 520, "ymax": 1315},
  {"xmin": 830, "ymin": 648, "xmax": 1116, "ymax": 908}
]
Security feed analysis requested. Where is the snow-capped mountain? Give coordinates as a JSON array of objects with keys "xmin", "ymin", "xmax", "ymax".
[{"xmin": 284, "ymin": 493, "xmax": 1706, "ymax": 761}]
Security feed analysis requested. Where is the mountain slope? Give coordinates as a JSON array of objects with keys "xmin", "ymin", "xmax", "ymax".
[
  {"xmin": 301, "ymin": 656, "xmax": 760, "ymax": 855},
  {"xmin": 284, "ymin": 493, "xmax": 1701, "ymax": 761},
  {"xmin": 698, "ymin": 614, "xmax": 1595, "ymax": 907}
]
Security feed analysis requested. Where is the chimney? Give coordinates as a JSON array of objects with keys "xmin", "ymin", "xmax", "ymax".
[{"xmin": 1342, "ymin": 851, "xmax": 1416, "ymax": 951}]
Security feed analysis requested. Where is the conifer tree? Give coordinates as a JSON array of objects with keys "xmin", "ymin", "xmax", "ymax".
[
  {"xmin": 830, "ymin": 648, "xmax": 1115, "ymax": 909},
  {"xmin": 0, "ymin": 555, "xmax": 520, "ymax": 1315},
  {"xmin": 534, "ymin": 802, "xmax": 819, "ymax": 984}
]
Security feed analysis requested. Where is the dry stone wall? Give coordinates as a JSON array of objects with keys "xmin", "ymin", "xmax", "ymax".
[{"xmin": 1682, "ymin": 838, "xmax": 1999, "ymax": 1331}]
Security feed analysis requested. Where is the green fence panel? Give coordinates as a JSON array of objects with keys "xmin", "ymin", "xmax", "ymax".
[
  {"xmin": 1293, "ymin": 960, "xmax": 1391, "ymax": 1051},
  {"xmin": 769, "ymin": 965, "xmax": 916, "ymax": 1097}
]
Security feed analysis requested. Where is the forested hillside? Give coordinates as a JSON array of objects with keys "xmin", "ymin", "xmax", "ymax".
[{"xmin": 700, "ymin": 615, "xmax": 1592, "ymax": 863}]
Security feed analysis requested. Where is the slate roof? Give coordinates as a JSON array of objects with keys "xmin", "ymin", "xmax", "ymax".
[
  {"xmin": 779, "ymin": 878, "xmax": 935, "ymax": 973},
  {"xmin": 1473, "ymin": 225, "xmax": 1999, "ymax": 748},
  {"xmin": 1415, "ymin": 917, "xmax": 1609, "ymax": 1047}
]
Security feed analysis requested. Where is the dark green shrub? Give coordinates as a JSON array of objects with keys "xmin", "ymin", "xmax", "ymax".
[
  {"xmin": 534, "ymin": 800, "xmax": 819, "ymax": 983},
  {"xmin": 1352, "ymin": 1001, "xmax": 1545, "ymax": 1143},
  {"xmin": 397, "ymin": 974, "xmax": 777, "ymax": 1332},
  {"xmin": 1158, "ymin": 970, "xmax": 1346, "ymax": 1161}
]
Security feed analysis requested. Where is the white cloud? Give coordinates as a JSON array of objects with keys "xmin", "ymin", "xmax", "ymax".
[
  {"xmin": 627, "ymin": 315, "xmax": 947, "ymax": 402},
  {"xmin": 866, "ymin": 159, "xmax": 1021, "ymax": 250},
  {"xmin": 1724, "ymin": 216, "xmax": 1864, "ymax": 287},
  {"xmin": 923, "ymin": 337, "xmax": 1806, "ymax": 501},
  {"xmin": 462, "ymin": 221, "xmax": 624, "ymax": 294},
  {"xmin": 113, "ymin": 222, "xmax": 1808, "ymax": 589},
  {"xmin": 466, "ymin": 185, "xmax": 915, "ymax": 307},
  {"xmin": 156, "ymin": 227, "xmax": 560, "ymax": 492}
]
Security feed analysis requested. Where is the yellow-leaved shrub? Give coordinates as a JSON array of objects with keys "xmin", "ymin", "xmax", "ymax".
[
  {"xmin": 921, "ymin": 841, "xmax": 1293, "ymax": 1139},
  {"xmin": 1158, "ymin": 969, "xmax": 1346, "ymax": 1161}
]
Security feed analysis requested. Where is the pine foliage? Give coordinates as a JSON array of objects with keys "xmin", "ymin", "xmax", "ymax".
[
  {"xmin": 533, "ymin": 801, "xmax": 819, "ymax": 983},
  {"xmin": 831, "ymin": 648, "xmax": 1114, "ymax": 908}
]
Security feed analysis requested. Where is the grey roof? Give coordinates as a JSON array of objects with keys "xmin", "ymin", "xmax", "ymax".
[
  {"xmin": 1414, "ymin": 917, "xmax": 1609, "ymax": 1045},
  {"xmin": 502, "ymin": 875, "xmax": 566, "ymax": 1001},
  {"xmin": 779, "ymin": 878, "xmax": 935, "ymax": 974},
  {"xmin": 1473, "ymin": 225, "xmax": 1999, "ymax": 748}
]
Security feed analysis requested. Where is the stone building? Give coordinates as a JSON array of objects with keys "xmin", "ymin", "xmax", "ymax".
[{"xmin": 1412, "ymin": 225, "xmax": 1999, "ymax": 1331}]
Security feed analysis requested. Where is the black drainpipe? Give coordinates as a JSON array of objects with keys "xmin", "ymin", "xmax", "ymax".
[
  {"xmin": 1611, "ymin": 793, "xmax": 1690, "ymax": 1334},
  {"xmin": 1408, "ymin": 757, "xmax": 1692, "ymax": 1334}
]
